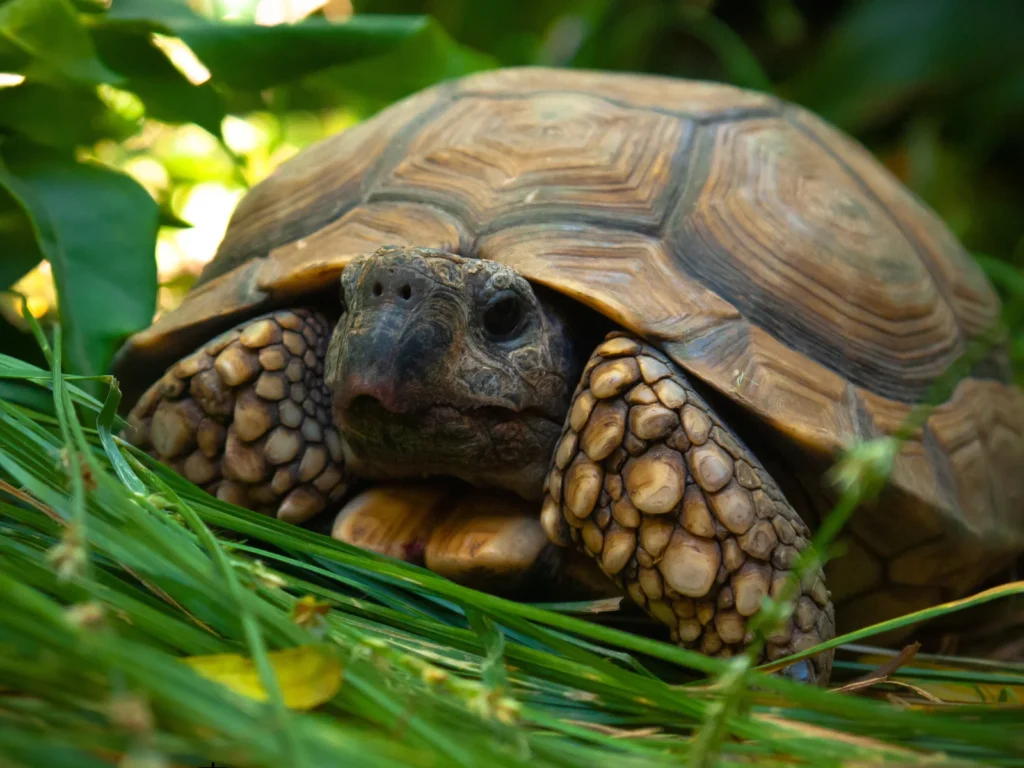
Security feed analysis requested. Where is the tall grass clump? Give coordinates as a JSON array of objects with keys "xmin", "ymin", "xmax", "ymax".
[{"xmin": 1, "ymin": 306, "xmax": 1023, "ymax": 768}]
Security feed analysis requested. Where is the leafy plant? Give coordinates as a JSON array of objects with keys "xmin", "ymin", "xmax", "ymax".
[{"xmin": 0, "ymin": 0, "xmax": 494, "ymax": 376}]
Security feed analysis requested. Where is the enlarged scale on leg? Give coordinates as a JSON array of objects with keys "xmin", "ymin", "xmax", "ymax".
[
  {"xmin": 544, "ymin": 332, "xmax": 835, "ymax": 680},
  {"xmin": 126, "ymin": 309, "xmax": 347, "ymax": 523}
]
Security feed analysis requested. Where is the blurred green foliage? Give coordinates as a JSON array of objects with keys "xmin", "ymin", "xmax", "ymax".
[
  {"xmin": 0, "ymin": 0, "xmax": 494, "ymax": 377},
  {"xmin": 1, "ymin": 0, "xmax": 1023, "ymax": 379}
]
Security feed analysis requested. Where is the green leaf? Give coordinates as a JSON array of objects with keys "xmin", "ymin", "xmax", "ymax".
[
  {"xmin": 0, "ymin": 82, "xmax": 139, "ymax": 148},
  {"xmin": 97, "ymin": 7, "xmax": 493, "ymax": 94},
  {"xmin": 0, "ymin": 379, "xmax": 56, "ymax": 414},
  {"xmin": 184, "ymin": 16, "xmax": 446, "ymax": 90},
  {"xmin": 975, "ymin": 253, "xmax": 1024, "ymax": 298},
  {"xmin": 0, "ymin": 36, "xmax": 30, "ymax": 73},
  {"xmin": 0, "ymin": 321, "xmax": 47, "ymax": 371},
  {"xmin": 96, "ymin": 377, "xmax": 144, "ymax": 494},
  {"xmin": 465, "ymin": 609, "xmax": 508, "ymax": 692},
  {"xmin": 291, "ymin": 18, "xmax": 496, "ymax": 113},
  {"xmin": 90, "ymin": 25, "xmax": 226, "ymax": 135},
  {"xmin": 159, "ymin": 206, "xmax": 194, "ymax": 229},
  {"xmin": 0, "ymin": 143, "xmax": 158, "ymax": 375},
  {"xmin": 0, "ymin": 0, "xmax": 118, "ymax": 85},
  {"xmin": 0, "ymin": 190, "xmax": 40, "ymax": 289},
  {"xmin": 782, "ymin": 0, "xmax": 1024, "ymax": 130},
  {"xmin": 674, "ymin": 6, "xmax": 771, "ymax": 91},
  {"xmin": 98, "ymin": 0, "xmax": 207, "ymax": 28}
]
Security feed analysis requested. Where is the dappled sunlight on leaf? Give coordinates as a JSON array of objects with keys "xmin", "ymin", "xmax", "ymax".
[
  {"xmin": 253, "ymin": 0, "xmax": 341, "ymax": 26},
  {"xmin": 1, "ymin": 261, "xmax": 57, "ymax": 327},
  {"xmin": 0, "ymin": 148, "xmax": 159, "ymax": 375},
  {"xmin": 150, "ymin": 33, "xmax": 212, "ymax": 85}
]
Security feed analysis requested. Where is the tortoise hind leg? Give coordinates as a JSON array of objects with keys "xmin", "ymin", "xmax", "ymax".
[
  {"xmin": 125, "ymin": 309, "xmax": 347, "ymax": 523},
  {"xmin": 540, "ymin": 332, "xmax": 836, "ymax": 683}
]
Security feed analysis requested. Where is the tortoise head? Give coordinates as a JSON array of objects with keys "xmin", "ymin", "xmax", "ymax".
[{"xmin": 326, "ymin": 247, "xmax": 579, "ymax": 500}]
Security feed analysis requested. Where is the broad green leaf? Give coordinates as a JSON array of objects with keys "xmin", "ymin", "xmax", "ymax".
[
  {"xmin": 159, "ymin": 206, "xmax": 194, "ymax": 229},
  {"xmin": 782, "ymin": 0, "xmax": 1024, "ymax": 130},
  {"xmin": 90, "ymin": 25, "xmax": 226, "ymax": 135},
  {"xmin": 294, "ymin": 18, "xmax": 496, "ymax": 112},
  {"xmin": 182, "ymin": 16, "xmax": 445, "ymax": 90},
  {"xmin": 0, "ymin": 143, "xmax": 158, "ymax": 375},
  {"xmin": 0, "ymin": 0, "xmax": 118, "ymax": 85},
  {"xmin": 0, "ymin": 35, "xmax": 31, "ymax": 73},
  {"xmin": 98, "ymin": 7, "xmax": 493, "ymax": 94},
  {"xmin": 98, "ymin": 0, "xmax": 208, "ymax": 27},
  {"xmin": 0, "ymin": 324, "xmax": 47, "ymax": 371},
  {"xmin": 0, "ymin": 190, "xmax": 39, "ymax": 289},
  {"xmin": 0, "ymin": 83, "xmax": 138, "ymax": 149},
  {"xmin": 674, "ymin": 6, "xmax": 771, "ymax": 91},
  {"xmin": 182, "ymin": 645, "xmax": 344, "ymax": 710},
  {"xmin": 354, "ymin": 0, "xmax": 605, "ymax": 66},
  {"xmin": 963, "ymin": 68, "xmax": 1024, "ymax": 128},
  {"xmin": 975, "ymin": 253, "xmax": 1024, "ymax": 298}
]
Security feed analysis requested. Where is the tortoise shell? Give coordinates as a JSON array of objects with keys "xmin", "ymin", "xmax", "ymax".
[{"xmin": 116, "ymin": 67, "xmax": 1024, "ymax": 630}]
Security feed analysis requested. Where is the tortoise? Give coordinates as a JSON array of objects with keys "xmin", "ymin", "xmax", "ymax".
[{"xmin": 114, "ymin": 67, "xmax": 1024, "ymax": 683}]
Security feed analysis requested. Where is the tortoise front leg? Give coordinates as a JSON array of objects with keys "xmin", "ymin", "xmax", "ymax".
[
  {"xmin": 541, "ymin": 333, "xmax": 835, "ymax": 682},
  {"xmin": 125, "ymin": 309, "xmax": 347, "ymax": 523},
  {"xmin": 331, "ymin": 482, "xmax": 617, "ymax": 600}
]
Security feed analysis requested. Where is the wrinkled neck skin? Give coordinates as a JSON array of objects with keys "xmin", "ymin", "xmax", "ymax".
[{"xmin": 325, "ymin": 247, "xmax": 580, "ymax": 500}]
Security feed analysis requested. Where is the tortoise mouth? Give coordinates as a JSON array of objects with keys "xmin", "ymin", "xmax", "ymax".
[{"xmin": 336, "ymin": 395, "xmax": 563, "ymax": 500}]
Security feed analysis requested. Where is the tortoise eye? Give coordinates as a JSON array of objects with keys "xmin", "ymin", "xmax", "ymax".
[{"xmin": 482, "ymin": 293, "xmax": 526, "ymax": 341}]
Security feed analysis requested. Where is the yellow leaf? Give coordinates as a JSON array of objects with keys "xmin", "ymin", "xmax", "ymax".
[{"xmin": 182, "ymin": 645, "xmax": 342, "ymax": 710}]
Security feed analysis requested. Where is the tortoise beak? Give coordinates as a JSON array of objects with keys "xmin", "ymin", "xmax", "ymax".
[
  {"xmin": 330, "ymin": 260, "xmax": 459, "ymax": 419},
  {"xmin": 330, "ymin": 310, "xmax": 452, "ymax": 418},
  {"xmin": 334, "ymin": 373, "xmax": 407, "ymax": 415}
]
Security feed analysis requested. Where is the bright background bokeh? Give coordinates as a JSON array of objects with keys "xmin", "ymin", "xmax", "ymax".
[{"xmin": 5, "ymin": 92, "xmax": 357, "ymax": 327}]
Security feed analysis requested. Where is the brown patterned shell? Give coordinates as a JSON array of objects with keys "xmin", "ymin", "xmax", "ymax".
[{"xmin": 115, "ymin": 68, "xmax": 1024, "ymax": 627}]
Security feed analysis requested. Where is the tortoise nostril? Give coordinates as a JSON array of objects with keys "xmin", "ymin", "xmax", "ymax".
[
  {"xmin": 372, "ymin": 282, "xmax": 383, "ymax": 297},
  {"xmin": 399, "ymin": 284, "xmax": 412, "ymax": 300}
]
